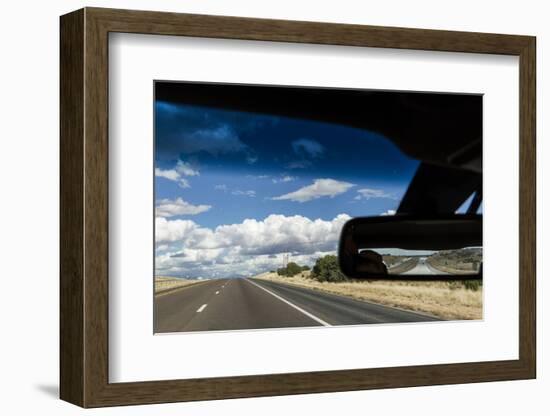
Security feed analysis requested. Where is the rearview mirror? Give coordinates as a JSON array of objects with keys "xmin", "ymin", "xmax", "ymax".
[{"xmin": 338, "ymin": 214, "xmax": 482, "ymax": 281}]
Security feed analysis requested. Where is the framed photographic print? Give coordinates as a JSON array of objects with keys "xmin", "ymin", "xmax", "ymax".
[{"xmin": 60, "ymin": 7, "xmax": 536, "ymax": 407}]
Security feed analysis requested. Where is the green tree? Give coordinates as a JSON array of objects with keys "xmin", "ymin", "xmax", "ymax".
[
  {"xmin": 285, "ymin": 262, "xmax": 302, "ymax": 277},
  {"xmin": 311, "ymin": 255, "xmax": 347, "ymax": 282},
  {"xmin": 276, "ymin": 262, "xmax": 307, "ymax": 277}
]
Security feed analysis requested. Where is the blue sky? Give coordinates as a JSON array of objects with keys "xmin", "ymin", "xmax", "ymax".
[{"xmin": 154, "ymin": 101, "xmax": 420, "ymax": 278}]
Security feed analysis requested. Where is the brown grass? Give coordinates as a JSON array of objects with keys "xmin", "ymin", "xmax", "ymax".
[
  {"xmin": 425, "ymin": 260, "xmax": 479, "ymax": 275},
  {"xmin": 154, "ymin": 276, "xmax": 203, "ymax": 294},
  {"xmin": 254, "ymin": 272, "xmax": 482, "ymax": 320}
]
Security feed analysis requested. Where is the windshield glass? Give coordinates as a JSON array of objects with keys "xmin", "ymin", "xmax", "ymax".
[
  {"xmin": 155, "ymin": 97, "xmax": 419, "ymax": 279},
  {"xmin": 153, "ymin": 82, "xmax": 484, "ymax": 334}
]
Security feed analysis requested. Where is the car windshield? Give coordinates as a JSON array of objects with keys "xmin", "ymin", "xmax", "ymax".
[
  {"xmin": 155, "ymin": 101, "xmax": 419, "ymax": 279},
  {"xmin": 153, "ymin": 82, "xmax": 484, "ymax": 334}
]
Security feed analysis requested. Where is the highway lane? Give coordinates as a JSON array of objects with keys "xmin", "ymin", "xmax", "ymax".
[
  {"xmin": 154, "ymin": 278, "xmax": 324, "ymax": 333},
  {"xmin": 402, "ymin": 257, "xmax": 447, "ymax": 275},
  {"xmin": 155, "ymin": 277, "xmax": 439, "ymax": 333},
  {"xmin": 249, "ymin": 278, "xmax": 438, "ymax": 326}
]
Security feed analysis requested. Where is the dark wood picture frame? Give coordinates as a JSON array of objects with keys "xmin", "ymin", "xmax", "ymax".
[{"xmin": 60, "ymin": 7, "xmax": 536, "ymax": 408}]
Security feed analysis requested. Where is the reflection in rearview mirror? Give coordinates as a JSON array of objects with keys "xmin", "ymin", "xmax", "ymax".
[
  {"xmin": 374, "ymin": 247, "xmax": 482, "ymax": 276},
  {"xmin": 339, "ymin": 215, "xmax": 482, "ymax": 281}
]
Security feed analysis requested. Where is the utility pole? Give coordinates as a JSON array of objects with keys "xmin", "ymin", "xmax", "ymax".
[{"xmin": 282, "ymin": 253, "xmax": 290, "ymax": 269}]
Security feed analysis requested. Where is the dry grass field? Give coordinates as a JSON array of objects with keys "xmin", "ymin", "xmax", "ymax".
[
  {"xmin": 154, "ymin": 276, "xmax": 203, "ymax": 294},
  {"xmin": 427, "ymin": 248, "xmax": 482, "ymax": 275},
  {"xmin": 255, "ymin": 272, "xmax": 482, "ymax": 320}
]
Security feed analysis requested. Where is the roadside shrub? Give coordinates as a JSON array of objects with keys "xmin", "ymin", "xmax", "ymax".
[
  {"xmin": 286, "ymin": 262, "xmax": 302, "ymax": 276},
  {"xmin": 277, "ymin": 262, "xmax": 307, "ymax": 277},
  {"xmin": 463, "ymin": 279, "xmax": 482, "ymax": 291},
  {"xmin": 311, "ymin": 255, "xmax": 347, "ymax": 282}
]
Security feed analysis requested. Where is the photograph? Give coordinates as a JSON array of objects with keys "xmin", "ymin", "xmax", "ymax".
[
  {"xmin": 50, "ymin": 3, "xmax": 538, "ymax": 410},
  {"xmin": 153, "ymin": 82, "xmax": 483, "ymax": 334}
]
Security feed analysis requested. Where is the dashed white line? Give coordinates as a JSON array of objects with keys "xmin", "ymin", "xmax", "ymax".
[
  {"xmin": 215, "ymin": 291, "xmax": 220, "ymax": 295},
  {"xmin": 244, "ymin": 279, "xmax": 331, "ymax": 327},
  {"xmin": 196, "ymin": 304, "xmax": 208, "ymax": 313}
]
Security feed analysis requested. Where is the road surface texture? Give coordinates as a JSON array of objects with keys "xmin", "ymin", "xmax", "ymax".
[
  {"xmin": 154, "ymin": 277, "xmax": 439, "ymax": 333},
  {"xmin": 402, "ymin": 257, "xmax": 447, "ymax": 275}
]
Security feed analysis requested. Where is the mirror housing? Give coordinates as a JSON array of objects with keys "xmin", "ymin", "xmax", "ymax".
[{"xmin": 338, "ymin": 214, "xmax": 482, "ymax": 281}]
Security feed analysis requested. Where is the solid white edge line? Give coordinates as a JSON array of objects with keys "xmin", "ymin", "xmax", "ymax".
[
  {"xmin": 196, "ymin": 304, "xmax": 207, "ymax": 313},
  {"xmin": 245, "ymin": 279, "xmax": 331, "ymax": 327}
]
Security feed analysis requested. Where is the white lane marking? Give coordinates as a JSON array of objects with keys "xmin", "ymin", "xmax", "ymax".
[
  {"xmin": 196, "ymin": 304, "xmax": 207, "ymax": 313},
  {"xmin": 215, "ymin": 291, "xmax": 220, "ymax": 295},
  {"xmin": 244, "ymin": 279, "xmax": 331, "ymax": 327}
]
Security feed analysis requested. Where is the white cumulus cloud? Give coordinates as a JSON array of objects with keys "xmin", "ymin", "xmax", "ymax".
[
  {"xmin": 232, "ymin": 190, "xmax": 256, "ymax": 197},
  {"xmin": 155, "ymin": 217, "xmax": 199, "ymax": 243},
  {"xmin": 155, "ymin": 168, "xmax": 179, "ymax": 181},
  {"xmin": 380, "ymin": 209, "xmax": 396, "ymax": 216},
  {"xmin": 214, "ymin": 213, "xmax": 351, "ymax": 255},
  {"xmin": 272, "ymin": 178, "xmax": 354, "ymax": 202},
  {"xmin": 178, "ymin": 178, "xmax": 191, "ymax": 188},
  {"xmin": 354, "ymin": 188, "xmax": 395, "ymax": 200},
  {"xmin": 272, "ymin": 175, "xmax": 296, "ymax": 183},
  {"xmin": 155, "ymin": 213, "xmax": 352, "ymax": 277},
  {"xmin": 175, "ymin": 160, "xmax": 199, "ymax": 177},
  {"xmin": 155, "ymin": 160, "xmax": 199, "ymax": 188},
  {"xmin": 155, "ymin": 197, "xmax": 211, "ymax": 218}
]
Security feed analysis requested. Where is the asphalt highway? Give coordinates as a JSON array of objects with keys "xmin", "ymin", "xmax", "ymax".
[
  {"xmin": 402, "ymin": 258, "xmax": 448, "ymax": 275},
  {"xmin": 154, "ymin": 278, "xmax": 439, "ymax": 333}
]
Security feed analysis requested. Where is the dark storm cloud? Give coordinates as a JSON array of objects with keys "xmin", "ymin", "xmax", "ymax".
[{"xmin": 155, "ymin": 102, "xmax": 277, "ymax": 161}]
